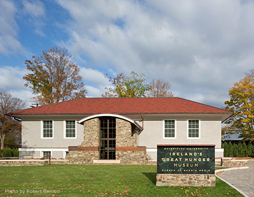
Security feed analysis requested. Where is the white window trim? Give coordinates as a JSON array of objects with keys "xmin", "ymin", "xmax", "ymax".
[
  {"xmin": 41, "ymin": 120, "xmax": 54, "ymax": 139},
  {"xmin": 40, "ymin": 150, "xmax": 52, "ymax": 158},
  {"xmin": 187, "ymin": 119, "xmax": 201, "ymax": 139},
  {"xmin": 163, "ymin": 120, "xmax": 177, "ymax": 139},
  {"xmin": 63, "ymin": 120, "xmax": 77, "ymax": 139}
]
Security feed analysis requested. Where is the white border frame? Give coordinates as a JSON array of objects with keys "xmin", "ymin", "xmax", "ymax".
[
  {"xmin": 41, "ymin": 120, "xmax": 54, "ymax": 139},
  {"xmin": 187, "ymin": 119, "xmax": 201, "ymax": 139},
  {"xmin": 63, "ymin": 120, "xmax": 77, "ymax": 139},
  {"xmin": 163, "ymin": 119, "xmax": 177, "ymax": 139},
  {"xmin": 78, "ymin": 113, "xmax": 142, "ymax": 131}
]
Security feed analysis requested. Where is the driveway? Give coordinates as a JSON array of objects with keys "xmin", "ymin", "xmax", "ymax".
[{"xmin": 218, "ymin": 161, "xmax": 254, "ymax": 197}]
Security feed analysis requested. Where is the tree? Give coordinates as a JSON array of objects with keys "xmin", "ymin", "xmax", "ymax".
[
  {"xmin": 233, "ymin": 143, "xmax": 238, "ymax": 157},
  {"xmin": 0, "ymin": 92, "xmax": 26, "ymax": 149},
  {"xmin": 148, "ymin": 79, "xmax": 173, "ymax": 97},
  {"xmin": 23, "ymin": 47, "xmax": 87, "ymax": 105},
  {"xmin": 102, "ymin": 71, "xmax": 151, "ymax": 98},
  {"xmin": 247, "ymin": 142, "xmax": 253, "ymax": 156},
  {"xmin": 228, "ymin": 142, "xmax": 233, "ymax": 157},
  {"xmin": 242, "ymin": 142, "xmax": 248, "ymax": 157},
  {"xmin": 224, "ymin": 70, "xmax": 254, "ymax": 141},
  {"xmin": 223, "ymin": 142, "xmax": 228, "ymax": 157}
]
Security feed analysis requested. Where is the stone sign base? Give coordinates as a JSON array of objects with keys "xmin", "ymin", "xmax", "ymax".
[{"xmin": 156, "ymin": 174, "xmax": 216, "ymax": 187}]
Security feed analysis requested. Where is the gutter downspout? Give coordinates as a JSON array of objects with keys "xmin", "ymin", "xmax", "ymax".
[{"xmin": 141, "ymin": 114, "xmax": 144, "ymax": 129}]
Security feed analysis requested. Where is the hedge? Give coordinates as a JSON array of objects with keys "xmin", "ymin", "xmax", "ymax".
[
  {"xmin": 0, "ymin": 148, "xmax": 19, "ymax": 157},
  {"xmin": 223, "ymin": 142, "xmax": 254, "ymax": 157}
]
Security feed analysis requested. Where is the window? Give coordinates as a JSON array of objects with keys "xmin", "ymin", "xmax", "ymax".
[
  {"xmin": 164, "ymin": 120, "xmax": 176, "ymax": 138},
  {"xmin": 43, "ymin": 151, "xmax": 51, "ymax": 158},
  {"xmin": 99, "ymin": 117, "xmax": 116, "ymax": 160},
  {"xmin": 43, "ymin": 121, "xmax": 53, "ymax": 138},
  {"xmin": 65, "ymin": 120, "xmax": 76, "ymax": 138},
  {"xmin": 188, "ymin": 120, "xmax": 200, "ymax": 138}
]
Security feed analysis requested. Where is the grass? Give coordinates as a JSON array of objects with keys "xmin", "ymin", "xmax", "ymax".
[{"xmin": 0, "ymin": 165, "xmax": 242, "ymax": 197}]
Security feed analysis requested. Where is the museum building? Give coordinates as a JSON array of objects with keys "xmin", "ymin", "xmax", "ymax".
[{"xmin": 9, "ymin": 97, "xmax": 232, "ymax": 164}]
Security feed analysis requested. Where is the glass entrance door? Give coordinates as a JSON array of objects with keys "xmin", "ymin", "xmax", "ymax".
[{"xmin": 99, "ymin": 117, "xmax": 116, "ymax": 159}]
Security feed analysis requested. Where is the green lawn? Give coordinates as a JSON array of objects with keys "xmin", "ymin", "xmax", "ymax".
[{"xmin": 0, "ymin": 165, "xmax": 242, "ymax": 196}]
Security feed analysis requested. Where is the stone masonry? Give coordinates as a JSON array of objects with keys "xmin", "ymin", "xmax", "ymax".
[
  {"xmin": 116, "ymin": 118, "xmax": 137, "ymax": 147},
  {"xmin": 80, "ymin": 118, "xmax": 100, "ymax": 147},
  {"xmin": 116, "ymin": 151, "xmax": 151, "ymax": 164},
  {"xmin": 222, "ymin": 157, "xmax": 247, "ymax": 167},
  {"xmin": 156, "ymin": 174, "xmax": 216, "ymax": 187},
  {"xmin": 67, "ymin": 116, "xmax": 152, "ymax": 164},
  {"xmin": 67, "ymin": 151, "xmax": 99, "ymax": 164}
]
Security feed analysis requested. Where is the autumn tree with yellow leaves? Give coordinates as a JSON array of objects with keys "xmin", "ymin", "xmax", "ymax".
[
  {"xmin": 224, "ymin": 70, "xmax": 254, "ymax": 141},
  {"xmin": 23, "ymin": 47, "xmax": 87, "ymax": 105}
]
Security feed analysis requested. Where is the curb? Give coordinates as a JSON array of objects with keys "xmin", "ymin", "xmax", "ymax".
[{"xmin": 215, "ymin": 167, "xmax": 249, "ymax": 197}]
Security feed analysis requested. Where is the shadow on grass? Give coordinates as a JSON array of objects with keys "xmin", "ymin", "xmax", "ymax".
[{"xmin": 142, "ymin": 172, "xmax": 156, "ymax": 185}]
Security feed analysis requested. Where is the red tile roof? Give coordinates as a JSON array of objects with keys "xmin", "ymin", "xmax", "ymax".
[{"xmin": 9, "ymin": 97, "xmax": 231, "ymax": 115}]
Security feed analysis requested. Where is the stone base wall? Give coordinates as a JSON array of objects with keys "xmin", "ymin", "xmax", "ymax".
[
  {"xmin": 156, "ymin": 174, "xmax": 216, "ymax": 187},
  {"xmin": 0, "ymin": 160, "xmax": 69, "ymax": 166},
  {"xmin": 222, "ymin": 157, "xmax": 247, "ymax": 167},
  {"xmin": 116, "ymin": 151, "xmax": 151, "ymax": 164},
  {"xmin": 66, "ymin": 151, "xmax": 99, "ymax": 164}
]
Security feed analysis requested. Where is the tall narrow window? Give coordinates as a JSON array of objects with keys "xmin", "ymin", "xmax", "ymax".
[
  {"xmin": 99, "ymin": 117, "xmax": 116, "ymax": 160},
  {"xmin": 43, "ymin": 121, "xmax": 53, "ymax": 138},
  {"xmin": 164, "ymin": 120, "xmax": 175, "ymax": 138},
  {"xmin": 188, "ymin": 120, "xmax": 199, "ymax": 138},
  {"xmin": 65, "ymin": 120, "xmax": 76, "ymax": 138}
]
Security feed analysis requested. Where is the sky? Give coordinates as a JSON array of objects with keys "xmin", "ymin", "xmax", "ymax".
[{"xmin": 0, "ymin": 0, "xmax": 253, "ymax": 108}]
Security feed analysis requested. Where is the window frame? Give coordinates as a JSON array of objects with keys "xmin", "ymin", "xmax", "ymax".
[
  {"xmin": 163, "ymin": 120, "xmax": 177, "ymax": 139},
  {"xmin": 41, "ymin": 120, "xmax": 54, "ymax": 139},
  {"xmin": 41, "ymin": 151, "xmax": 52, "ymax": 158},
  {"xmin": 63, "ymin": 120, "xmax": 77, "ymax": 139},
  {"xmin": 187, "ymin": 119, "xmax": 201, "ymax": 139}
]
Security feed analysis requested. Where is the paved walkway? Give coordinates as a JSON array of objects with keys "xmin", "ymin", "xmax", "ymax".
[{"xmin": 218, "ymin": 161, "xmax": 254, "ymax": 197}]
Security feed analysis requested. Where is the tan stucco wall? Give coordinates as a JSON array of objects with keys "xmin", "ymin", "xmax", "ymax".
[
  {"xmin": 20, "ymin": 114, "xmax": 224, "ymax": 160},
  {"xmin": 137, "ymin": 119, "xmax": 221, "ymax": 148},
  {"xmin": 22, "ymin": 120, "xmax": 83, "ymax": 148}
]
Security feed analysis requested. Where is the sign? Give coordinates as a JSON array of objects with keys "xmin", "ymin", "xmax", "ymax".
[{"xmin": 157, "ymin": 145, "xmax": 215, "ymax": 174}]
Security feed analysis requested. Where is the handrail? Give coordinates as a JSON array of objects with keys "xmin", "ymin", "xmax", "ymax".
[{"xmin": 40, "ymin": 155, "xmax": 51, "ymax": 165}]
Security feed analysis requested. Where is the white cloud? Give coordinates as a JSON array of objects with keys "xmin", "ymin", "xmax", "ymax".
[
  {"xmin": 22, "ymin": 0, "xmax": 46, "ymax": 36},
  {"xmin": 0, "ymin": 0, "xmax": 23, "ymax": 55},
  {"xmin": 55, "ymin": 0, "xmax": 254, "ymax": 107},
  {"xmin": 22, "ymin": 0, "xmax": 45, "ymax": 17},
  {"xmin": 0, "ymin": 66, "xmax": 33, "ymax": 103},
  {"xmin": 80, "ymin": 67, "xmax": 111, "ymax": 97}
]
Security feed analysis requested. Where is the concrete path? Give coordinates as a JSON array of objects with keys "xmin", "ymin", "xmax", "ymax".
[{"xmin": 218, "ymin": 161, "xmax": 254, "ymax": 197}]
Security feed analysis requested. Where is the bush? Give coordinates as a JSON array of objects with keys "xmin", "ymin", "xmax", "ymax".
[
  {"xmin": 233, "ymin": 143, "xmax": 238, "ymax": 157},
  {"xmin": 228, "ymin": 142, "xmax": 234, "ymax": 157},
  {"xmin": 247, "ymin": 142, "xmax": 252, "ymax": 156},
  {"xmin": 223, "ymin": 142, "xmax": 228, "ymax": 157},
  {"xmin": 3, "ymin": 148, "xmax": 13, "ymax": 157},
  {"xmin": 0, "ymin": 149, "xmax": 3, "ymax": 157},
  {"xmin": 242, "ymin": 142, "xmax": 248, "ymax": 157},
  {"xmin": 12, "ymin": 149, "xmax": 19, "ymax": 157}
]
